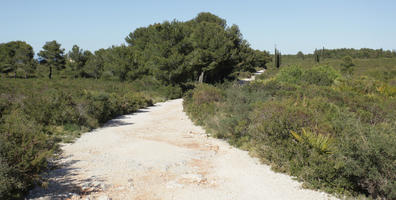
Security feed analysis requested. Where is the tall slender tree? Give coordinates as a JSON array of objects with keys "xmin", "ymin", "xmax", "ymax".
[
  {"xmin": 274, "ymin": 48, "xmax": 281, "ymax": 68},
  {"xmin": 314, "ymin": 48, "xmax": 320, "ymax": 63}
]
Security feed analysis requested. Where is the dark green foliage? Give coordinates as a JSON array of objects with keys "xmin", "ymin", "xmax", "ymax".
[
  {"xmin": 316, "ymin": 48, "xmax": 396, "ymax": 59},
  {"xmin": 314, "ymin": 48, "xmax": 320, "ymax": 63},
  {"xmin": 65, "ymin": 45, "xmax": 92, "ymax": 78},
  {"xmin": 2, "ymin": 13, "xmax": 270, "ymax": 85},
  {"xmin": 340, "ymin": 56, "xmax": 355, "ymax": 76},
  {"xmin": 194, "ymin": 12, "xmax": 226, "ymax": 28},
  {"xmin": 0, "ymin": 156, "xmax": 22, "ymax": 199},
  {"xmin": 0, "ymin": 41, "xmax": 36, "ymax": 78},
  {"xmin": 0, "ymin": 109, "xmax": 56, "ymax": 199},
  {"xmin": 38, "ymin": 41, "xmax": 66, "ymax": 79},
  {"xmin": 124, "ymin": 13, "xmax": 269, "ymax": 84},
  {"xmin": 183, "ymin": 65, "xmax": 396, "ymax": 199},
  {"xmin": 0, "ymin": 79, "xmax": 181, "ymax": 198}
]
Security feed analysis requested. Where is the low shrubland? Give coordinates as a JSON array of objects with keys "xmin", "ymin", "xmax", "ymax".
[
  {"xmin": 0, "ymin": 78, "xmax": 181, "ymax": 199},
  {"xmin": 183, "ymin": 65, "xmax": 396, "ymax": 199},
  {"xmin": 280, "ymin": 56, "xmax": 396, "ymax": 86}
]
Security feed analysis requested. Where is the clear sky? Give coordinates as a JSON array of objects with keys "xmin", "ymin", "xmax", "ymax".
[{"xmin": 1, "ymin": 0, "xmax": 395, "ymax": 54}]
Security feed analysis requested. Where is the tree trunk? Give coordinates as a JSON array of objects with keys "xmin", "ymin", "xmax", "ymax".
[
  {"xmin": 198, "ymin": 71, "xmax": 204, "ymax": 83},
  {"xmin": 49, "ymin": 66, "xmax": 52, "ymax": 79}
]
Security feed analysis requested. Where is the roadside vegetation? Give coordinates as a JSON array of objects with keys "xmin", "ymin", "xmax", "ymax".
[{"xmin": 183, "ymin": 54, "xmax": 396, "ymax": 199}]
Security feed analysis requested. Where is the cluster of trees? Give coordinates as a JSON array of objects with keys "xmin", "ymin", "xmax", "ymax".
[
  {"xmin": 0, "ymin": 41, "xmax": 36, "ymax": 78},
  {"xmin": 294, "ymin": 48, "xmax": 396, "ymax": 60},
  {"xmin": 313, "ymin": 48, "xmax": 396, "ymax": 59},
  {"xmin": 0, "ymin": 13, "xmax": 270, "ymax": 85},
  {"xmin": 123, "ymin": 12, "xmax": 270, "ymax": 84}
]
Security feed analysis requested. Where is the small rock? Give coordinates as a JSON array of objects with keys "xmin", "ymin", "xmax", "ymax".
[
  {"xmin": 37, "ymin": 196, "xmax": 51, "ymax": 200},
  {"xmin": 128, "ymin": 179, "xmax": 135, "ymax": 191},
  {"xmin": 115, "ymin": 186, "xmax": 125, "ymax": 191},
  {"xmin": 104, "ymin": 184, "xmax": 112, "ymax": 191},
  {"xmin": 81, "ymin": 182, "xmax": 91, "ymax": 190},
  {"xmin": 181, "ymin": 173, "xmax": 204, "ymax": 183},
  {"xmin": 92, "ymin": 181, "xmax": 102, "ymax": 187},
  {"xmin": 70, "ymin": 193, "xmax": 80, "ymax": 200},
  {"xmin": 69, "ymin": 192, "xmax": 79, "ymax": 196}
]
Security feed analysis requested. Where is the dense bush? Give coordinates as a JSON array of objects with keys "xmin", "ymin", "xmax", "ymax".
[
  {"xmin": 275, "ymin": 65, "xmax": 340, "ymax": 86},
  {"xmin": 0, "ymin": 78, "xmax": 180, "ymax": 199},
  {"xmin": 183, "ymin": 65, "xmax": 396, "ymax": 199}
]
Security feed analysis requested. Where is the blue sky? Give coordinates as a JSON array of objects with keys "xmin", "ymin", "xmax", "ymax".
[{"xmin": 1, "ymin": 0, "xmax": 395, "ymax": 54}]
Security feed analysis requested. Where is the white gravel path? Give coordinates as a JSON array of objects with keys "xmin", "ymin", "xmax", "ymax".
[
  {"xmin": 240, "ymin": 69, "xmax": 266, "ymax": 81},
  {"xmin": 28, "ymin": 98, "xmax": 338, "ymax": 200}
]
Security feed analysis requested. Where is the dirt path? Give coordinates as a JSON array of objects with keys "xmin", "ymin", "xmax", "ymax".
[
  {"xmin": 28, "ymin": 99, "xmax": 337, "ymax": 200},
  {"xmin": 239, "ymin": 69, "xmax": 265, "ymax": 82}
]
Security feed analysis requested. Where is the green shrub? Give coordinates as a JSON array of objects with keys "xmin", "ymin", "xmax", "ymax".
[
  {"xmin": 302, "ymin": 66, "xmax": 340, "ymax": 86},
  {"xmin": 183, "ymin": 84, "xmax": 223, "ymax": 126},
  {"xmin": 0, "ymin": 110, "xmax": 57, "ymax": 199},
  {"xmin": 0, "ymin": 155, "xmax": 23, "ymax": 200},
  {"xmin": 276, "ymin": 65, "xmax": 304, "ymax": 84},
  {"xmin": 238, "ymin": 71, "xmax": 252, "ymax": 79},
  {"xmin": 101, "ymin": 71, "xmax": 115, "ymax": 80},
  {"xmin": 15, "ymin": 68, "xmax": 27, "ymax": 78},
  {"xmin": 276, "ymin": 65, "xmax": 340, "ymax": 86}
]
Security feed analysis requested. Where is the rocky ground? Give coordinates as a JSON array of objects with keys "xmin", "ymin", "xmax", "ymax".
[{"xmin": 28, "ymin": 99, "xmax": 337, "ymax": 200}]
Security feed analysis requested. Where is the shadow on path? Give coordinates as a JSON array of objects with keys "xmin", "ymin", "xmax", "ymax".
[{"xmin": 27, "ymin": 159, "xmax": 105, "ymax": 199}]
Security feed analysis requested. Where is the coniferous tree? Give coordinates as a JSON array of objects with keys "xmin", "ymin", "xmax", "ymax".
[
  {"xmin": 297, "ymin": 51, "xmax": 304, "ymax": 60},
  {"xmin": 38, "ymin": 41, "xmax": 65, "ymax": 79},
  {"xmin": 65, "ymin": 45, "xmax": 92, "ymax": 78},
  {"xmin": 274, "ymin": 48, "xmax": 281, "ymax": 68},
  {"xmin": 314, "ymin": 49, "xmax": 320, "ymax": 63},
  {"xmin": 0, "ymin": 41, "xmax": 35, "ymax": 78}
]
